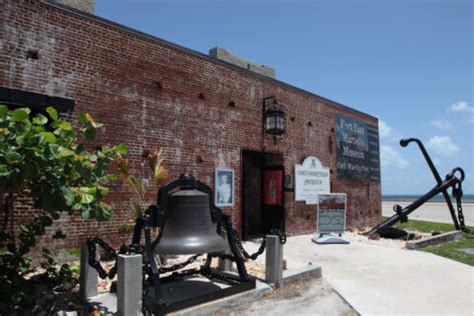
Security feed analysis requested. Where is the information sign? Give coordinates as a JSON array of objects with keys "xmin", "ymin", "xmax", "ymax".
[
  {"xmin": 295, "ymin": 156, "xmax": 330, "ymax": 201},
  {"xmin": 317, "ymin": 193, "xmax": 347, "ymax": 234}
]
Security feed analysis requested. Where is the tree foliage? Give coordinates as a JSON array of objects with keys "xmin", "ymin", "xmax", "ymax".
[
  {"xmin": 117, "ymin": 149, "xmax": 170, "ymax": 233},
  {"xmin": 0, "ymin": 105, "xmax": 125, "ymax": 312}
]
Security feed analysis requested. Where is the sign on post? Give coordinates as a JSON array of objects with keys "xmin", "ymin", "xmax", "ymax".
[
  {"xmin": 317, "ymin": 193, "xmax": 347, "ymax": 234},
  {"xmin": 294, "ymin": 156, "xmax": 330, "ymax": 202},
  {"xmin": 312, "ymin": 193, "xmax": 349, "ymax": 244}
]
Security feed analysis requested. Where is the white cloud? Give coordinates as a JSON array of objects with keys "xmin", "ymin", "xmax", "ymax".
[
  {"xmin": 381, "ymin": 145, "xmax": 409, "ymax": 169},
  {"xmin": 427, "ymin": 136, "xmax": 460, "ymax": 158},
  {"xmin": 378, "ymin": 120, "xmax": 393, "ymax": 139},
  {"xmin": 430, "ymin": 119, "xmax": 454, "ymax": 132},
  {"xmin": 446, "ymin": 101, "xmax": 473, "ymax": 125},
  {"xmin": 448, "ymin": 101, "xmax": 473, "ymax": 113}
]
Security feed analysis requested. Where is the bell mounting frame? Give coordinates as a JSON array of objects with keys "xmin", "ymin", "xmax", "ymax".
[{"xmin": 140, "ymin": 174, "xmax": 256, "ymax": 313}]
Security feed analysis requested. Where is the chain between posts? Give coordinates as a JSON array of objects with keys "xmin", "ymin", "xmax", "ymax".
[
  {"xmin": 87, "ymin": 237, "xmax": 204, "ymax": 279},
  {"xmin": 87, "ymin": 238, "xmax": 147, "ymax": 279},
  {"xmin": 238, "ymin": 228, "xmax": 286, "ymax": 261},
  {"xmin": 87, "ymin": 238, "xmax": 118, "ymax": 279},
  {"xmin": 87, "ymin": 228, "xmax": 286, "ymax": 279},
  {"xmin": 158, "ymin": 254, "xmax": 201, "ymax": 274},
  {"xmin": 215, "ymin": 226, "xmax": 286, "ymax": 262}
]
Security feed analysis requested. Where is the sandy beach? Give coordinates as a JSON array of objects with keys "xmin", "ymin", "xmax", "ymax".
[{"xmin": 382, "ymin": 201, "xmax": 474, "ymax": 226}]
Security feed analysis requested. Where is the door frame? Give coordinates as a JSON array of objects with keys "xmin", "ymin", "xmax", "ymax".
[{"xmin": 241, "ymin": 149, "xmax": 285, "ymax": 240}]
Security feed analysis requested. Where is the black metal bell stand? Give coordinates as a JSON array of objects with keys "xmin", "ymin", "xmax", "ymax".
[
  {"xmin": 132, "ymin": 174, "xmax": 257, "ymax": 314},
  {"xmin": 86, "ymin": 174, "xmax": 286, "ymax": 314}
]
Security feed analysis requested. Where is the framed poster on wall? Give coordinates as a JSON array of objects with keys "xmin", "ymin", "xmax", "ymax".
[
  {"xmin": 263, "ymin": 170, "xmax": 283, "ymax": 205},
  {"xmin": 215, "ymin": 168, "xmax": 235, "ymax": 207}
]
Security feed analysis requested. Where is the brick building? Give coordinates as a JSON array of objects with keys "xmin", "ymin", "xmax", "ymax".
[{"xmin": 1, "ymin": 0, "xmax": 381, "ymax": 250}]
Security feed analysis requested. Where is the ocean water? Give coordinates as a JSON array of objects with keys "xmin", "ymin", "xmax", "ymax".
[{"xmin": 383, "ymin": 194, "xmax": 474, "ymax": 204}]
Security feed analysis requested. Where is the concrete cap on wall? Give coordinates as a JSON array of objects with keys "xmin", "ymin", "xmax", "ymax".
[
  {"xmin": 209, "ymin": 47, "xmax": 276, "ymax": 79},
  {"xmin": 54, "ymin": 0, "xmax": 95, "ymax": 14}
]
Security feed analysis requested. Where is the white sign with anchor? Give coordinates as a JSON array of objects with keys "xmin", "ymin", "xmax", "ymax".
[{"xmin": 294, "ymin": 156, "xmax": 330, "ymax": 202}]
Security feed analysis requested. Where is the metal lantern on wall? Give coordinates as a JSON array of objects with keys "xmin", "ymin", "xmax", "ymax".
[{"xmin": 263, "ymin": 96, "xmax": 286, "ymax": 142}]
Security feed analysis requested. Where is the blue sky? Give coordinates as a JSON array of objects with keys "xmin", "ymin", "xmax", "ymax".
[{"xmin": 95, "ymin": 0, "xmax": 473, "ymax": 194}]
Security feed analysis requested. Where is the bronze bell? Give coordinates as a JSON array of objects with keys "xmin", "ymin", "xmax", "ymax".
[{"xmin": 154, "ymin": 189, "xmax": 229, "ymax": 255}]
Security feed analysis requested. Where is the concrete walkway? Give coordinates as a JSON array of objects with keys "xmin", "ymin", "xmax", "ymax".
[
  {"xmin": 248, "ymin": 235, "xmax": 473, "ymax": 315},
  {"xmin": 212, "ymin": 278, "xmax": 358, "ymax": 316}
]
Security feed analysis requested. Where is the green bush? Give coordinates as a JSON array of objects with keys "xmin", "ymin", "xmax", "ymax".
[
  {"xmin": 0, "ymin": 105, "xmax": 126, "ymax": 312},
  {"xmin": 66, "ymin": 247, "xmax": 81, "ymax": 258}
]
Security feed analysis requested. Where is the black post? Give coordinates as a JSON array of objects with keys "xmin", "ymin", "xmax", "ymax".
[
  {"xmin": 143, "ymin": 215, "xmax": 162, "ymax": 299},
  {"xmin": 131, "ymin": 217, "xmax": 143, "ymax": 245}
]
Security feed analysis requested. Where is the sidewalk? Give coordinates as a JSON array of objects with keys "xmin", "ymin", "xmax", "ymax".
[{"xmin": 247, "ymin": 235, "xmax": 473, "ymax": 315}]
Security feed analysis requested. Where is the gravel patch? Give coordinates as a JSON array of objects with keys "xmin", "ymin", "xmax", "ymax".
[{"xmin": 344, "ymin": 229, "xmax": 431, "ymax": 249}]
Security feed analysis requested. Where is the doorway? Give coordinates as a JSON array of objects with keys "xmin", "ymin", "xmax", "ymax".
[{"xmin": 242, "ymin": 150, "xmax": 285, "ymax": 240}]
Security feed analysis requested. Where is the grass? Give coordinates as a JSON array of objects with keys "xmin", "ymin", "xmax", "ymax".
[
  {"xmin": 381, "ymin": 216, "xmax": 474, "ymax": 233},
  {"xmin": 381, "ymin": 216, "xmax": 474, "ymax": 266},
  {"xmin": 420, "ymin": 234, "xmax": 474, "ymax": 266}
]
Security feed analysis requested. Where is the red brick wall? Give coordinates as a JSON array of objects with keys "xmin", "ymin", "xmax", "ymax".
[{"xmin": 0, "ymin": 0, "xmax": 381, "ymax": 250}]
